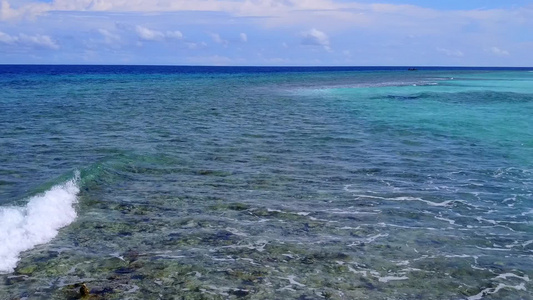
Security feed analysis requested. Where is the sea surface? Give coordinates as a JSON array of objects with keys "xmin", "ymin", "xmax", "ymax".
[{"xmin": 0, "ymin": 65, "xmax": 532, "ymax": 299}]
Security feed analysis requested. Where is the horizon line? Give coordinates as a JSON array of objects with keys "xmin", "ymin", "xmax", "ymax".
[{"xmin": 1, "ymin": 64, "xmax": 532, "ymax": 69}]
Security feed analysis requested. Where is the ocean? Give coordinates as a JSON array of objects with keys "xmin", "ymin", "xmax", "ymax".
[{"xmin": 0, "ymin": 65, "xmax": 531, "ymax": 299}]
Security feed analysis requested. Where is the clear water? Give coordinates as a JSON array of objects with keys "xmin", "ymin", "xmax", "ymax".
[{"xmin": 0, "ymin": 66, "xmax": 532, "ymax": 299}]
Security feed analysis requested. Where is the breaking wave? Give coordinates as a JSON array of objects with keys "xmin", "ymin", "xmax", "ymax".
[{"xmin": 0, "ymin": 172, "xmax": 80, "ymax": 273}]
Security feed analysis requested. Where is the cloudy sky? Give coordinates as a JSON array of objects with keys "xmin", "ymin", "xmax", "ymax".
[{"xmin": 0, "ymin": 0, "xmax": 532, "ymax": 66}]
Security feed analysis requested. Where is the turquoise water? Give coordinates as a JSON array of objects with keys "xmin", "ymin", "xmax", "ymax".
[{"xmin": 0, "ymin": 66, "xmax": 532, "ymax": 299}]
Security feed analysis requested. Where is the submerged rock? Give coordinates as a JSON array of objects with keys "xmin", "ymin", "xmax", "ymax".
[
  {"xmin": 14, "ymin": 264, "xmax": 36, "ymax": 275},
  {"xmin": 80, "ymin": 283, "xmax": 90, "ymax": 297}
]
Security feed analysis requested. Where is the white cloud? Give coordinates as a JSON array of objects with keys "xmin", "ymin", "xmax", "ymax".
[
  {"xmin": 19, "ymin": 33, "xmax": 59, "ymax": 49},
  {"xmin": 1, "ymin": 1, "xmax": 27, "ymax": 20},
  {"xmin": 136, "ymin": 25, "xmax": 165, "ymax": 41},
  {"xmin": 98, "ymin": 28, "xmax": 120, "ymax": 44},
  {"xmin": 437, "ymin": 47, "xmax": 464, "ymax": 57},
  {"xmin": 166, "ymin": 31, "xmax": 183, "ymax": 39},
  {"xmin": 0, "ymin": 0, "xmax": 445, "ymax": 25},
  {"xmin": 210, "ymin": 33, "xmax": 228, "ymax": 46},
  {"xmin": 0, "ymin": 31, "xmax": 15, "ymax": 43},
  {"xmin": 0, "ymin": 30, "xmax": 59, "ymax": 49},
  {"xmin": 487, "ymin": 46, "xmax": 509, "ymax": 56},
  {"xmin": 135, "ymin": 25, "xmax": 182, "ymax": 41},
  {"xmin": 2, "ymin": 0, "xmax": 532, "ymax": 35},
  {"xmin": 0, "ymin": 0, "xmax": 531, "ymax": 65},
  {"xmin": 301, "ymin": 28, "xmax": 331, "ymax": 51},
  {"xmin": 186, "ymin": 41, "xmax": 207, "ymax": 49}
]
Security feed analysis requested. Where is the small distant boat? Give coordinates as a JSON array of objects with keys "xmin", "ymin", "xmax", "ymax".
[{"xmin": 408, "ymin": 68, "xmax": 417, "ymax": 71}]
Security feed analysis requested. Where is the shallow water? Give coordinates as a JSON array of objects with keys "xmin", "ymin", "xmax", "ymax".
[{"xmin": 0, "ymin": 66, "xmax": 532, "ymax": 299}]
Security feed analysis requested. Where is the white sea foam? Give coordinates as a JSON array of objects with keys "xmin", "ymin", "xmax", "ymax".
[
  {"xmin": 219, "ymin": 240, "xmax": 268, "ymax": 252},
  {"xmin": 225, "ymin": 227, "xmax": 248, "ymax": 237},
  {"xmin": 348, "ymin": 233, "xmax": 389, "ymax": 246},
  {"xmin": 494, "ymin": 273, "xmax": 530, "ymax": 282},
  {"xmin": 521, "ymin": 208, "xmax": 533, "ymax": 216},
  {"xmin": 355, "ymin": 193, "xmax": 457, "ymax": 207},
  {"xmin": 0, "ymin": 174, "xmax": 80, "ymax": 273},
  {"xmin": 294, "ymin": 212, "xmax": 310, "ymax": 216},
  {"xmin": 377, "ymin": 275, "xmax": 409, "ymax": 283},
  {"xmin": 279, "ymin": 275, "xmax": 306, "ymax": 287},
  {"xmin": 467, "ymin": 283, "xmax": 526, "ymax": 300},
  {"xmin": 435, "ymin": 216, "xmax": 456, "ymax": 225},
  {"xmin": 347, "ymin": 266, "xmax": 368, "ymax": 276},
  {"xmin": 365, "ymin": 233, "xmax": 389, "ymax": 243},
  {"xmin": 475, "ymin": 246, "xmax": 511, "ymax": 252}
]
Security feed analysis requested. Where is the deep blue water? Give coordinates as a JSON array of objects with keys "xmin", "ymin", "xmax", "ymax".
[
  {"xmin": 0, "ymin": 65, "xmax": 532, "ymax": 299},
  {"xmin": 1, "ymin": 65, "xmax": 531, "ymax": 75}
]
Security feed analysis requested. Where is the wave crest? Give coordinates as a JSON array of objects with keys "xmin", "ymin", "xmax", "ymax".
[{"xmin": 0, "ymin": 172, "xmax": 80, "ymax": 273}]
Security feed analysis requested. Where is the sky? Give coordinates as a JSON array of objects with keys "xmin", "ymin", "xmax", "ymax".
[{"xmin": 0, "ymin": 0, "xmax": 532, "ymax": 66}]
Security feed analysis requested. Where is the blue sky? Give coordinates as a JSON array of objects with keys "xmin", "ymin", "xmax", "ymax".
[{"xmin": 0, "ymin": 0, "xmax": 532, "ymax": 66}]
